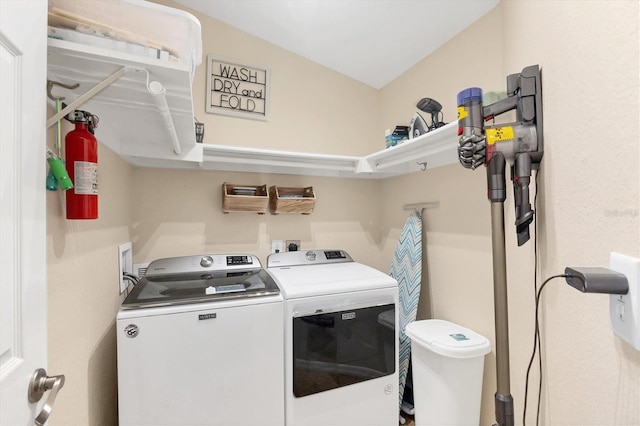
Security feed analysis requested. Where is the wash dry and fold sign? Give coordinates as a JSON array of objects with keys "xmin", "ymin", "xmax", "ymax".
[{"xmin": 206, "ymin": 55, "xmax": 270, "ymax": 121}]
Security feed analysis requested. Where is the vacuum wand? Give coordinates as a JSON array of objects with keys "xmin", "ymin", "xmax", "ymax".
[
  {"xmin": 456, "ymin": 65, "xmax": 543, "ymax": 426},
  {"xmin": 487, "ymin": 152, "xmax": 514, "ymax": 425}
]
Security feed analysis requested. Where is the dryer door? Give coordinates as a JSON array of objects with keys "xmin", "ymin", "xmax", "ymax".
[{"xmin": 292, "ymin": 303, "xmax": 395, "ymax": 397}]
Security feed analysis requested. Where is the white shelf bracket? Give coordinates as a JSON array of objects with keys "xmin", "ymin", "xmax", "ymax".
[
  {"xmin": 147, "ymin": 80, "xmax": 181, "ymax": 155},
  {"xmin": 354, "ymin": 158, "xmax": 375, "ymax": 174},
  {"xmin": 46, "ymin": 66, "xmax": 130, "ymax": 128}
]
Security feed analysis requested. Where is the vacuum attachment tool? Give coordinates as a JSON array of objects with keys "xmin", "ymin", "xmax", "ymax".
[{"xmin": 564, "ymin": 267, "xmax": 629, "ymax": 294}]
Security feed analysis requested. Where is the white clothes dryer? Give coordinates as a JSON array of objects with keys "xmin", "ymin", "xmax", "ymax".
[
  {"xmin": 267, "ymin": 250, "xmax": 399, "ymax": 426},
  {"xmin": 117, "ymin": 254, "xmax": 284, "ymax": 426}
]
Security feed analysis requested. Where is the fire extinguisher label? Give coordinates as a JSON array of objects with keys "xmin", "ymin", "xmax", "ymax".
[{"xmin": 74, "ymin": 161, "xmax": 98, "ymax": 195}]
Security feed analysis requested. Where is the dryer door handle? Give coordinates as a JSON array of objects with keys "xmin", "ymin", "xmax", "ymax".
[{"xmin": 293, "ymin": 299, "xmax": 394, "ymax": 318}]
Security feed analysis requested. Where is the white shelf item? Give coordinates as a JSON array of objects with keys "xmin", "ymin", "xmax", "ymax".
[
  {"xmin": 46, "ymin": 0, "xmax": 202, "ymax": 165},
  {"xmin": 199, "ymin": 122, "xmax": 459, "ymax": 178},
  {"xmin": 48, "ymin": 0, "xmax": 202, "ymax": 72}
]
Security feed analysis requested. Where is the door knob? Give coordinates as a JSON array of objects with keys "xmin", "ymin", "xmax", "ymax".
[{"xmin": 28, "ymin": 368, "xmax": 65, "ymax": 426}]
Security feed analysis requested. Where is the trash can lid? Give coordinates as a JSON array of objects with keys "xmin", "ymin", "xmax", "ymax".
[{"xmin": 405, "ymin": 319, "xmax": 491, "ymax": 358}]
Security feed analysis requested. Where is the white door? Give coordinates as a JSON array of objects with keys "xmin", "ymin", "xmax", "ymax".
[{"xmin": 0, "ymin": 1, "xmax": 55, "ymax": 425}]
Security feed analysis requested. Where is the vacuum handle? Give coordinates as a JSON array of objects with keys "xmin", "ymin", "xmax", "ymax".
[
  {"xmin": 487, "ymin": 153, "xmax": 506, "ymax": 203},
  {"xmin": 513, "ymin": 153, "xmax": 534, "ymax": 246}
]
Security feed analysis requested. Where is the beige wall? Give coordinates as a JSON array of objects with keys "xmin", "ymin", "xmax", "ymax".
[
  {"xmin": 379, "ymin": 5, "xmax": 505, "ymax": 132},
  {"xmin": 46, "ymin": 2, "xmax": 386, "ymax": 423},
  {"xmin": 47, "ymin": 120, "xmax": 134, "ymax": 425},
  {"xmin": 46, "ymin": 0, "xmax": 639, "ymax": 425},
  {"xmin": 154, "ymin": 0, "xmax": 382, "ymax": 157},
  {"xmin": 379, "ymin": 1, "xmax": 640, "ymax": 425},
  {"xmin": 131, "ymin": 169, "xmax": 383, "ymax": 267},
  {"xmin": 501, "ymin": 1, "xmax": 640, "ymax": 425},
  {"xmin": 377, "ymin": 9, "xmax": 506, "ymax": 421}
]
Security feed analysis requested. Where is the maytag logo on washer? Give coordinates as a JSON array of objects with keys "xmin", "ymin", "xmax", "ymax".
[
  {"xmin": 199, "ymin": 313, "xmax": 217, "ymax": 320},
  {"xmin": 342, "ymin": 312, "xmax": 356, "ymax": 320},
  {"xmin": 124, "ymin": 324, "xmax": 139, "ymax": 338}
]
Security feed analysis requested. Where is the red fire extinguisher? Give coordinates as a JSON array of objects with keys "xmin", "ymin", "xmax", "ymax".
[{"xmin": 65, "ymin": 110, "xmax": 99, "ymax": 220}]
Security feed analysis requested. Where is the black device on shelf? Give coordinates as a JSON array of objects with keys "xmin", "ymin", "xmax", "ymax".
[{"xmin": 417, "ymin": 97, "xmax": 446, "ymax": 131}]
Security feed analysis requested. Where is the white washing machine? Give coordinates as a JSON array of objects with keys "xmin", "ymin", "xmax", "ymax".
[
  {"xmin": 267, "ymin": 250, "xmax": 399, "ymax": 426},
  {"xmin": 116, "ymin": 254, "xmax": 284, "ymax": 425}
]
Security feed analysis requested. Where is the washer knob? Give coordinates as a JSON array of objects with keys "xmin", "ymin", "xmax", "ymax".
[
  {"xmin": 200, "ymin": 256, "xmax": 213, "ymax": 267},
  {"xmin": 305, "ymin": 251, "xmax": 316, "ymax": 261}
]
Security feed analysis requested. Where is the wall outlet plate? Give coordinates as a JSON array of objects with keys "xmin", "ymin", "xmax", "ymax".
[
  {"xmin": 118, "ymin": 242, "xmax": 133, "ymax": 294},
  {"xmin": 271, "ymin": 240, "xmax": 284, "ymax": 254},
  {"xmin": 609, "ymin": 252, "xmax": 640, "ymax": 350}
]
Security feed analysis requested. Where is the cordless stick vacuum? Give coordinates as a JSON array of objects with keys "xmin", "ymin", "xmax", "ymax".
[{"xmin": 457, "ymin": 65, "xmax": 543, "ymax": 426}]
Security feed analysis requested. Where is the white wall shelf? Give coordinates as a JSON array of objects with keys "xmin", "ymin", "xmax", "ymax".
[
  {"xmin": 46, "ymin": 0, "xmax": 202, "ymax": 165},
  {"xmin": 359, "ymin": 122, "xmax": 458, "ymax": 178},
  {"xmin": 47, "ymin": 38, "xmax": 202, "ymax": 165},
  {"xmin": 200, "ymin": 144, "xmax": 362, "ymax": 177},
  {"xmin": 47, "ymin": 38, "xmax": 458, "ymax": 179},
  {"xmin": 199, "ymin": 122, "xmax": 458, "ymax": 179}
]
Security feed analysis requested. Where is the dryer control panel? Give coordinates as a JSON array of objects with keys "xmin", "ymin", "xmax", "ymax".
[
  {"xmin": 267, "ymin": 249, "xmax": 353, "ymax": 268},
  {"xmin": 324, "ymin": 250, "xmax": 347, "ymax": 260}
]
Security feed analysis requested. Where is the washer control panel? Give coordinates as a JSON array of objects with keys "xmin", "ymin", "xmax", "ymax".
[
  {"xmin": 226, "ymin": 255, "xmax": 253, "ymax": 266},
  {"xmin": 145, "ymin": 254, "xmax": 260, "ymax": 277}
]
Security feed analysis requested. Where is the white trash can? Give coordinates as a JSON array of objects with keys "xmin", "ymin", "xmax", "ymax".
[{"xmin": 405, "ymin": 319, "xmax": 491, "ymax": 426}]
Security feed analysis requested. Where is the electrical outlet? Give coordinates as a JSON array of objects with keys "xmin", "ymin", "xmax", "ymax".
[
  {"xmin": 286, "ymin": 240, "xmax": 301, "ymax": 252},
  {"xmin": 272, "ymin": 240, "xmax": 284, "ymax": 254},
  {"xmin": 609, "ymin": 252, "xmax": 640, "ymax": 351},
  {"xmin": 118, "ymin": 242, "xmax": 133, "ymax": 294}
]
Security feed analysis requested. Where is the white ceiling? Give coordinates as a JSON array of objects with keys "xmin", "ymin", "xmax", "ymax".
[{"xmin": 174, "ymin": 0, "xmax": 500, "ymax": 89}]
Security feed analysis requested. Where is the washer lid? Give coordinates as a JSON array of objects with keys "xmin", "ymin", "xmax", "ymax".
[
  {"xmin": 405, "ymin": 319, "xmax": 491, "ymax": 358},
  {"xmin": 121, "ymin": 268, "xmax": 280, "ymax": 309}
]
